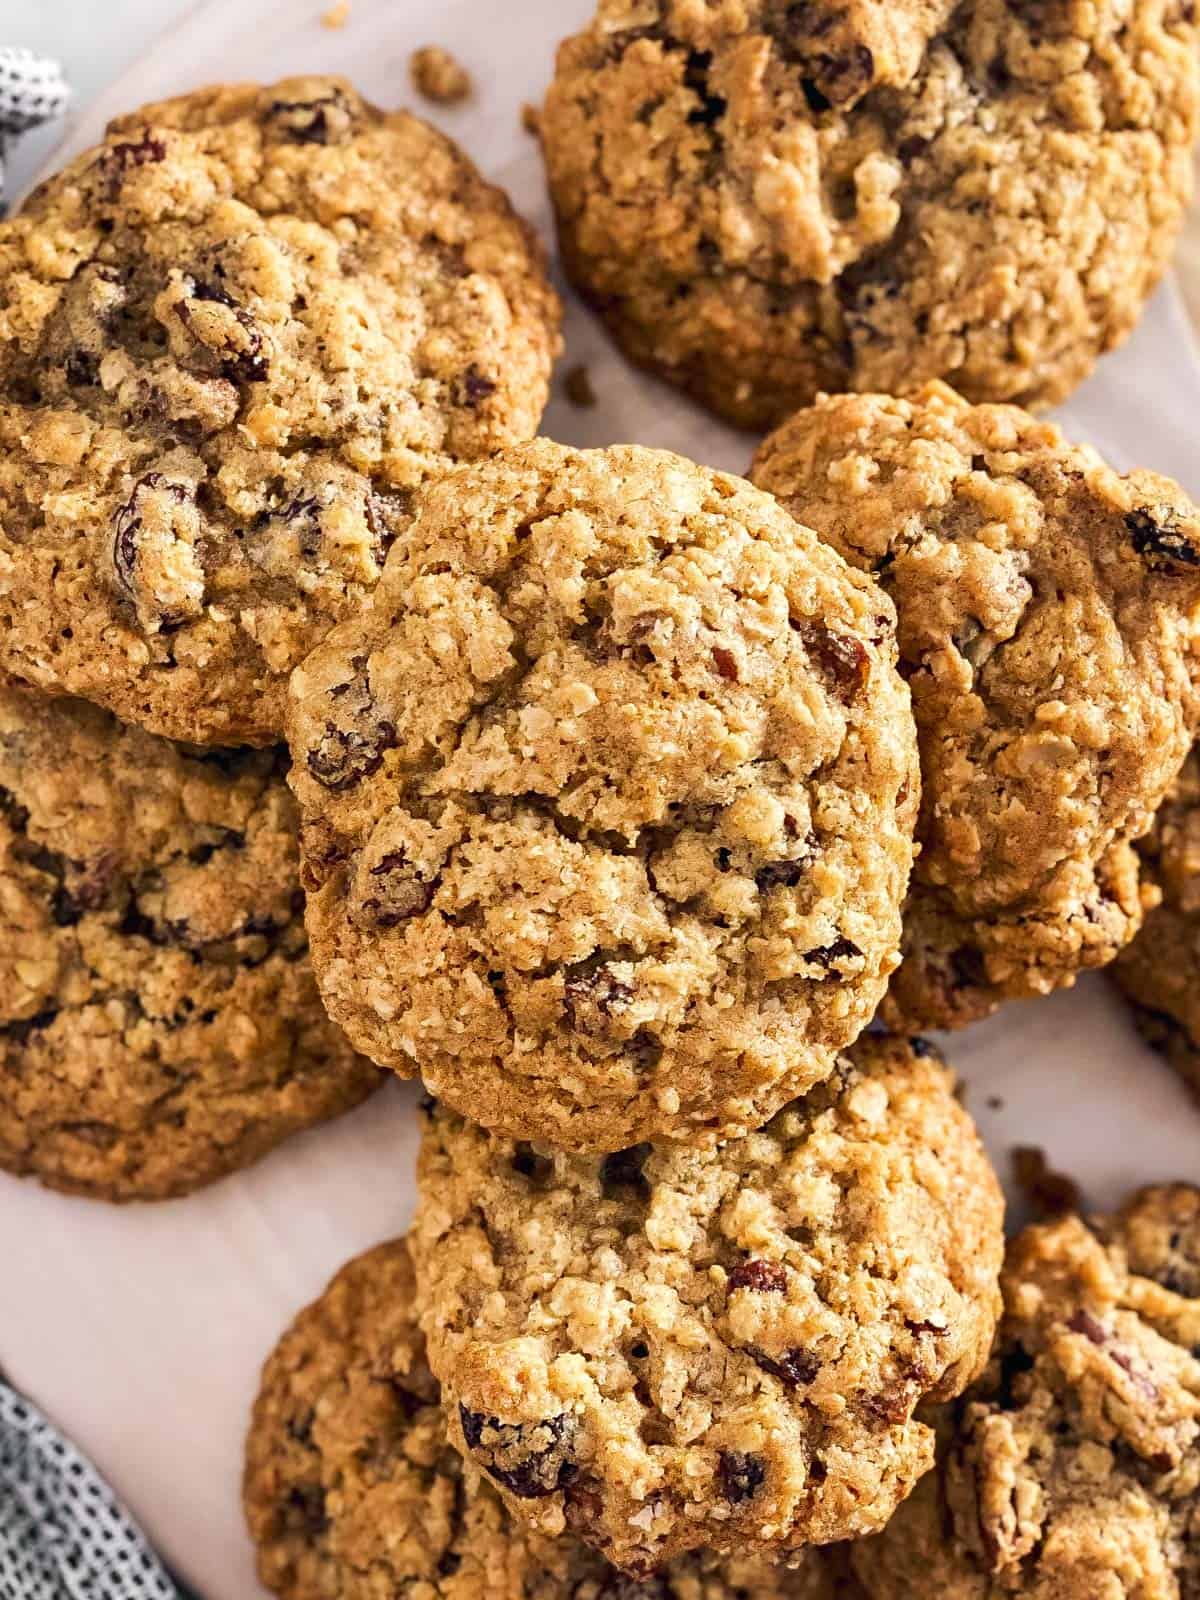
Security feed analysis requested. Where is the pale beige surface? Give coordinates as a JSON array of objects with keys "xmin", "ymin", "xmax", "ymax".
[{"xmin": 1181, "ymin": 156, "xmax": 1200, "ymax": 337}]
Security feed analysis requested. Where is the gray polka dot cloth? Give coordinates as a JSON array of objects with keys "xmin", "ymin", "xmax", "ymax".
[
  {"xmin": 0, "ymin": 1379, "xmax": 191, "ymax": 1599},
  {"xmin": 0, "ymin": 47, "xmax": 71, "ymax": 208}
]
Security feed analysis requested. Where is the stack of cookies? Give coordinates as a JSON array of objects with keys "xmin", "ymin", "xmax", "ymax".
[{"xmin": 2, "ymin": 1, "xmax": 1200, "ymax": 1596}]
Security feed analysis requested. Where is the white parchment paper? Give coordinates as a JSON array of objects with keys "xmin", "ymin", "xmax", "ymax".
[{"xmin": 4, "ymin": 2, "xmax": 1200, "ymax": 1593}]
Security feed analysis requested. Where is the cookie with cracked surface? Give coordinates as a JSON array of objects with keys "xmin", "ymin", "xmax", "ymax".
[
  {"xmin": 0, "ymin": 76, "xmax": 560, "ymax": 747},
  {"xmin": 285, "ymin": 438, "xmax": 919, "ymax": 1151},
  {"xmin": 410, "ymin": 1034, "xmax": 1004, "ymax": 1570},
  {"xmin": 852, "ymin": 1184, "xmax": 1200, "ymax": 1600},
  {"xmin": 752, "ymin": 381, "xmax": 1200, "ymax": 1030},
  {"xmin": 0, "ymin": 683, "xmax": 378, "ymax": 1201},
  {"xmin": 1113, "ymin": 746, "xmax": 1200, "ymax": 1097},
  {"xmin": 244, "ymin": 1234, "xmax": 844, "ymax": 1600},
  {"xmin": 540, "ymin": 0, "xmax": 1199, "ymax": 430}
]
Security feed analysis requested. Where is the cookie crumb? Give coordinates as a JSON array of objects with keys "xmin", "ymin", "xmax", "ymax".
[
  {"xmin": 564, "ymin": 364, "xmax": 597, "ymax": 408},
  {"xmin": 1012, "ymin": 1146, "xmax": 1081, "ymax": 1220},
  {"xmin": 521, "ymin": 102, "xmax": 541, "ymax": 137},
  {"xmin": 320, "ymin": 1, "xmax": 350, "ymax": 26},
  {"xmin": 986, "ymin": 1094, "xmax": 1004, "ymax": 1110},
  {"xmin": 411, "ymin": 46, "xmax": 472, "ymax": 106}
]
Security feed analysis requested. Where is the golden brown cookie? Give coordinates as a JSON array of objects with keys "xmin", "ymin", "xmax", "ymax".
[
  {"xmin": 285, "ymin": 438, "xmax": 919, "ymax": 1151},
  {"xmin": 541, "ymin": 0, "xmax": 1199, "ymax": 429},
  {"xmin": 852, "ymin": 1184, "xmax": 1200, "ymax": 1599},
  {"xmin": 410, "ymin": 1034, "xmax": 1004, "ymax": 1571},
  {"xmin": 752, "ymin": 381, "xmax": 1200, "ymax": 1029},
  {"xmin": 0, "ymin": 683, "xmax": 378, "ymax": 1201},
  {"xmin": 1113, "ymin": 746, "xmax": 1200, "ymax": 1096},
  {"xmin": 0, "ymin": 76, "xmax": 560, "ymax": 746},
  {"xmin": 243, "ymin": 1234, "xmax": 843, "ymax": 1600}
]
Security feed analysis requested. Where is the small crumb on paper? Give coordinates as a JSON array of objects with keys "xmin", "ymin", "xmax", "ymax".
[
  {"xmin": 1012, "ymin": 1145, "xmax": 1081, "ymax": 1220},
  {"xmin": 411, "ymin": 45, "xmax": 472, "ymax": 106},
  {"xmin": 321, "ymin": 1, "xmax": 350, "ymax": 27},
  {"xmin": 521, "ymin": 102, "xmax": 542, "ymax": 137},
  {"xmin": 565, "ymin": 365, "xmax": 597, "ymax": 408}
]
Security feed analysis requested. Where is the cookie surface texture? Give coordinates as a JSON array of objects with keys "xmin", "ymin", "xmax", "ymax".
[
  {"xmin": 0, "ymin": 76, "xmax": 560, "ymax": 745},
  {"xmin": 0, "ymin": 683, "xmax": 378, "ymax": 1201},
  {"xmin": 286, "ymin": 438, "xmax": 919, "ymax": 1149},
  {"xmin": 541, "ymin": 0, "xmax": 1199, "ymax": 427},
  {"xmin": 410, "ymin": 1034, "xmax": 1004, "ymax": 1569},
  {"xmin": 753, "ymin": 381, "xmax": 1200, "ymax": 1028},
  {"xmin": 852, "ymin": 1183, "xmax": 1200, "ymax": 1599}
]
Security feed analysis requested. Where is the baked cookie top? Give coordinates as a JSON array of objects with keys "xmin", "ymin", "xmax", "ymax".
[
  {"xmin": 852, "ymin": 1184, "xmax": 1200, "ymax": 1599},
  {"xmin": 0, "ymin": 683, "xmax": 378, "ymax": 1201},
  {"xmin": 1114, "ymin": 746, "xmax": 1200, "ymax": 1091},
  {"xmin": 243, "ymin": 1235, "xmax": 841, "ymax": 1600},
  {"xmin": 752, "ymin": 381, "xmax": 1200, "ymax": 1030},
  {"xmin": 540, "ymin": 0, "xmax": 1199, "ymax": 428},
  {"xmin": 0, "ymin": 76, "xmax": 560, "ymax": 746},
  {"xmin": 410, "ymin": 1034, "xmax": 1004, "ymax": 1570},
  {"xmin": 285, "ymin": 438, "xmax": 918, "ymax": 1151}
]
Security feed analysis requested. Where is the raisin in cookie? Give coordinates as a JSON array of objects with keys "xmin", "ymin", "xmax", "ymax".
[
  {"xmin": 410, "ymin": 1034, "xmax": 1004, "ymax": 1571},
  {"xmin": 1113, "ymin": 747, "xmax": 1200, "ymax": 1096},
  {"xmin": 244, "ymin": 1235, "xmax": 843, "ymax": 1600},
  {"xmin": 753, "ymin": 381, "xmax": 1200, "ymax": 1030},
  {"xmin": 541, "ymin": 0, "xmax": 1199, "ymax": 430},
  {"xmin": 0, "ymin": 77, "xmax": 560, "ymax": 747},
  {"xmin": 285, "ymin": 439, "xmax": 918, "ymax": 1151},
  {"xmin": 852, "ymin": 1184, "xmax": 1200, "ymax": 1600},
  {"xmin": 0, "ymin": 683, "xmax": 378, "ymax": 1201}
]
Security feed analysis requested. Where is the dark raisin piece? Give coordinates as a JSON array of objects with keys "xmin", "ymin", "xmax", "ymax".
[
  {"xmin": 717, "ymin": 1450, "xmax": 766, "ymax": 1504},
  {"xmin": 459, "ymin": 365, "xmax": 498, "ymax": 406},
  {"xmin": 266, "ymin": 87, "xmax": 356, "ymax": 144},
  {"xmin": 1125, "ymin": 509, "xmax": 1200, "ymax": 571},
  {"xmin": 795, "ymin": 620, "xmax": 870, "ymax": 703},
  {"xmin": 307, "ymin": 720, "xmax": 397, "ymax": 792},
  {"xmin": 750, "ymin": 1346, "xmax": 820, "ymax": 1387},
  {"xmin": 711, "ymin": 646, "xmax": 739, "ymax": 680},
  {"xmin": 905, "ymin": 1318, "xmax": 949, "ymax": 1338},
  {"xmin": 755, "ymin": 858, "xmax": 806, "ymax": 892},
  {"xmin": 283, "ymin": 1484, "xmax": 328, "ymax": 1535},
  {"xmin": 629, "ymin": 1341, "xmax": 650, "ymax": 1360},
  {"xmin": 438, "ymin": 1552, "xmax": 463, "ymax": 1578},
  {"xmin": 1067, "ymin": 1308, "xmax": 1108, "ymax": 1346},
  {"xmin": 458, "ymin": 1405, "xmax": 578, "ymax": 1499},
  {"xmin": 563, "ymin": 964, "xmax": 633, "ymax": 1032},
  {"xmin": 804, "ymin": 935, "xmax": 861, "ymax": 975},
  {"xmin": 357, "ymin": 850, "xmax": 436, "ymax": 928},
  {"xmin": 859, "ymin": 1384, "xmax": 913, "ymax": 1428},
  {"xmin": 179, "ymin": 278, "xmax": 268, "ymax": 384},
  {"xmin": 98, "ymin": 132, "xmax": 167, "ymax": 197},
  {"xmin": 365, "ymin": 488, "xmax": 413, "ymax": 568},
  {"xmin": 600, "ymin": 1145, "xmax": 652, "ymax": 1200},
  {"xmin": 112, "ymin": 472, "xmax": 201, "ymax": 628},
  {"xmin": 728, "ymin": 1259, "xmax": 788, "ymax": 1294}
]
